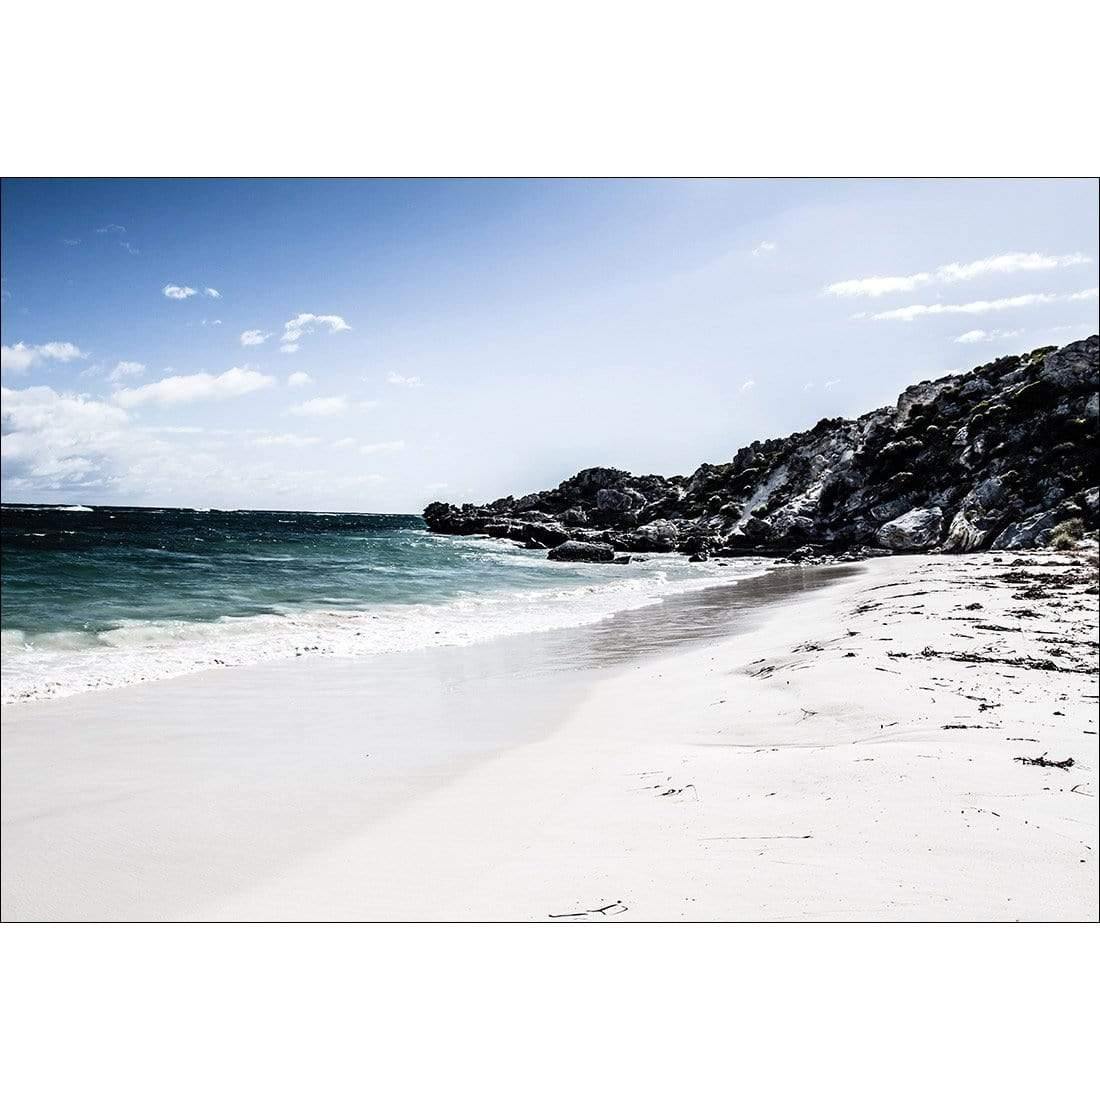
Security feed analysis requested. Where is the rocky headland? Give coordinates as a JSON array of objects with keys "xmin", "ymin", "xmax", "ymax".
[{"xmin": 424, "ymin": 336, "xmax": 1099, "ymax": 561}]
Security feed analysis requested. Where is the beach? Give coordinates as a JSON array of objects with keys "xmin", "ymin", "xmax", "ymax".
[{"xmin": 3, "ymin": 550, "xmax": 1097, "ymax": 922}]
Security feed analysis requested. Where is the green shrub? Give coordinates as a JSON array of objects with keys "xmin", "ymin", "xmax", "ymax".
[{"xmin": 1049, "ymin": 518, "xmax": 1084, "ymax": 551}]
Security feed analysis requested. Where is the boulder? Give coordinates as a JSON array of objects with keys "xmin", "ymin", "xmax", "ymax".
[
  {"xmin": 521, "ymin": 521, "xmax": 569, "ymax": 548},
  {"xmin": 546, "ymin": 540, "xmax": 616, "ymax": 563},
  {"xmin": 769, "ymin": 509, "xmax": 816, "ymax": 543},
  {"xmin": 942, "ymin": 476, "xmax": 1009, "ymax": 551},
  {"xmin": 482, "ymin": 521, "xmax": 524, "ymax": 540},
  {"xmin": 629, "ymin": 520, "xmax": 680, "ymax": 551},
  {"xmin": 1036, "ymin": 335, "xmax": 1097, "ymax": 394},
  {"xmin": 595, "ymin": 487, "xmax": 643, "ymax": 514},
  {"xmin": 739, "ymin": 515, "xmax": 773, "ymax": 542},
  {"xmin": 785, "ymin": 545, "xmax": 820, "ymax": 563},
  {"xmin": 990, "ymin": 503, "xmax": 1080, "ymax": 550},
  {"xmin": 876, "ymin": 507, "xmax": 944, "ymax": 550}
]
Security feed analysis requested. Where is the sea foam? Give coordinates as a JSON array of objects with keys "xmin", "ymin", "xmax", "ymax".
[{"xmin": 2, "ymin": 559, "xmax": 763, "ymax": 704}]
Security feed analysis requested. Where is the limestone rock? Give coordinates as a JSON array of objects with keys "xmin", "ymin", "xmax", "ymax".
[{"xmin": 876, "ymin": 507, "xmax": 944, "ymax": 550}]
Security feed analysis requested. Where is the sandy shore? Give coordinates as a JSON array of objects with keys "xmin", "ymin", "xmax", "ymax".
[{"xmin": 3, "ymin": 551, "xmax": 1097, "ymax": 921}]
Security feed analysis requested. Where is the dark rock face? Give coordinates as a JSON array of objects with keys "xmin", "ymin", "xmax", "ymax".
[{"xmin": 424, "ymin": 337, "xmax": 1099, "ymax": 557}]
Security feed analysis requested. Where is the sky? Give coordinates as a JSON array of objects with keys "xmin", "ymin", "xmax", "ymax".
[{"xmin": 2, "ymin": 178, "xmax": 1097, "ymax": 513}]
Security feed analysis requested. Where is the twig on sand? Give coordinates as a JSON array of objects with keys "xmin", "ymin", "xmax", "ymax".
[
  {"xmin": 548, "ymin": 901, "xmax": 628, "ymax": 919},
  {"xmin": 702, "ymin": 834, "xmax": 813, "ymax": 841},
  {"xmin": 1014, "ymin": 753, "xmax": 1075, "ymax": 769}
]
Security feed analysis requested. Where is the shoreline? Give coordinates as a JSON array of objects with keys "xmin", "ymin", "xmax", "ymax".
[
  {"xmin": 3, "ymin": 551, "xmax": 1096, "ymax": 921},
  {"xmin": 0, "ymin": 544, "xmax": 770, "ymax": 706}
]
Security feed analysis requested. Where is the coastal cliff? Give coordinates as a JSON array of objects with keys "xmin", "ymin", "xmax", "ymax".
[{"xmin": 424, "ymin": 336, "xmax": 1099, "ymax": 558}]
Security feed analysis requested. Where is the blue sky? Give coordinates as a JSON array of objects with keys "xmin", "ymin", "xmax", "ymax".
[{"xmin": 2, "ymin": 178, "xmax": 1097, "ymax": 512}]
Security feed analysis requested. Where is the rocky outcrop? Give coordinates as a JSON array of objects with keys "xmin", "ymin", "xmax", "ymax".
[{"xmin": 424, "ymin": 336, "xmax": 1099, "ymax": 558}]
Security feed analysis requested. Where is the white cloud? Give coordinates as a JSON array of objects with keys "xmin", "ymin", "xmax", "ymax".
[
  {"xmin": 287, "ymin": 371, "xmax": 313, "ymax": 387},
  {"xmin": 108, "ymin": 360, "xmax": 146, "ymax": 382},
  {"xmin": 870, "ymin": 293, "xmax": 1058, "ymax": 322},
  {"xmin": 1, "ymin": 341, "xmax": 86, "ymax": 373},
  {"xmin": 332, "ymin": 437, "xmax": 357, "ymax": 449},
  {"xmin": 1069, "ymin": 286, "xmax": 1099, "ymax": 301},
  {"xmin": 289, "ymin": 395, "xmax": 348, "ymax": 416},
  {"xmin": 2, "ymin": 385, "xmax": 129, "ymax": 436},
  {"xmin": 120, "ymin": 241, "xmax": 140, "ymax": 256},
  {"xmin": 2, "ymin": 345, "xmax": 37, "ymax": 373},
  {"xmin": 740, "ymin": 379, "xmax": 755, "ymax": 392},
  {"xmin": 359, "ymin": 440, "xmax": 405, "ymax": 455},
  {"xmin": 1, "ymin": 384, "xmax": 304, "ymax": 501},
  {"xmin": 96, "ymin": 224, "xmax": 126, "ymax": 235},
  {"xmin": 827, "ymin": 251, "xmax": 1092, "ymax": 298},
  {"xmin": 386, "ymin": 370, "xmax": 422, "ymax": 387},
  {"xmin": 280, "ymin": 344, "xmax": 300, "ymax": 355},
  {"xmin": 954, "ymin": 328, "xmax": 1024, "ymax": 344},
  {"xmin": 62, "ymin": 238, "xmax": 81, "ymax": 246},
  {"xmin": 829, "ymin": 274, "xmax": 931, "ymax": 297},
  {"xmin": 163, "ymin": 284, "xmax": 198, "ymax": 300},
  {"xmin": 937, "ymin": 252, "xmax": 1091, "ymax": 283},
  {"xmin": 281, "ymin": 313, "xmax": 351, "ymax": 346},
  {"xmin": 113, "ymin": 366, "xmax": 275, "ymax": 408},
  {"xmin": 203, "ymin": 287, "xmax": 221, "ymax": 299},
  {"xmin": 751, "ymin": 241, "xmax": 776, "ymax": 257},
  {"xmin": 37, "ymin": 342, "xmax": 84, "ymax": 362},
  {"xmin": 253, "ymin": 433, "xmax": 320, "ymax": 447},
  {"xmin": 824, "ymin": 379, "xmax": 840, "ymax": 389},
  {"xmin": 240, "ymin": 330, "xmax": 272, "ymax": 346},
  {"xmin": 1, "ymin": 385, "xmax": 131, "ymax": 489}
]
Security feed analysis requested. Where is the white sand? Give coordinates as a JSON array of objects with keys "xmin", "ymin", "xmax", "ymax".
[{"xmin": 3, "ymin": 552, "xmax": 1096, "ymax": 921}]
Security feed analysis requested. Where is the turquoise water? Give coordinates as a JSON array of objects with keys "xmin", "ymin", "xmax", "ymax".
[{"xmin": 1, "ymin": 504, "xmax": 758, "ymax": 702}]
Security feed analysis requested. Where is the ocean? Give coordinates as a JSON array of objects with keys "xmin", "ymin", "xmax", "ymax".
[{"xmin": 1, "ymin": 504, "xmax": 762, "ymax": 703}]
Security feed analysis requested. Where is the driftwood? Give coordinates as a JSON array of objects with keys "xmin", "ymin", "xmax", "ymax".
[{"xmin": 1014, "ymin": 753, "xmax": 1075, "ymax": 769}]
